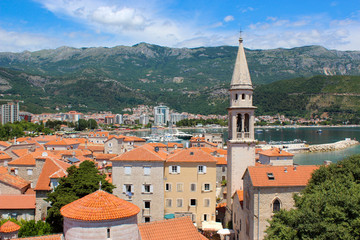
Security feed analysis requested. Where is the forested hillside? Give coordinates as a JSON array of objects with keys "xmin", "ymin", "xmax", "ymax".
[{"xmin": 0, "ymin": 43, "xmax": 359, "ymax": 116}]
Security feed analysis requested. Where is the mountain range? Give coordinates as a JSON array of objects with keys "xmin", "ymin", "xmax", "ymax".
[{"xmin": 0, "ymin": 43, "xmax": 359, "ymax": 116}]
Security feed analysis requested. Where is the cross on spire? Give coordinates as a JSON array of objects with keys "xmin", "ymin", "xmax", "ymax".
[{"xmin": 99, "ymin": 181, "xmax": 102, "ymax": 190}]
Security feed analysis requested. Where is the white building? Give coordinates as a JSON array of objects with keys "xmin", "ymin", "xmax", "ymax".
[
  {"xmin": 154, "ymin": 106, "xmax": 169, "ymax": 126},
  {"xmin": 1, "ymin": 101, "xmax": 19, "ymax": 124},
  {"xmin": 139, "ymin": 114, "xmax": 149, "ymax": 126}
]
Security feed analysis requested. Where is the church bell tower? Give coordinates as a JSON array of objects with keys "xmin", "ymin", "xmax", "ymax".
[{"xmin": 226, "ymin": 37, "xmax": 256, "ymax": 208}]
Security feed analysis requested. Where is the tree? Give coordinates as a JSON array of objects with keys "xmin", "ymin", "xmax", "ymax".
[
  {"xmin": 18, "ymin": 220, "xmax": 52, "ymax": 237},
  {"xmin": 46, "ymin": 160, "xmax": 115, "ymax": 233},
  {"xmin": 265, "ymin": 155, "xmax": 360, "ymax": 240},
  {"xmin": 87, "ymin": 119, "xmax": 97, "ymax": 129},
  {"xmin": 75, "ymin": 119, "xmax": 88, "ymax": 131}
]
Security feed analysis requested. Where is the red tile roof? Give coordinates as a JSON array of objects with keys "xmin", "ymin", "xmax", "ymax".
[
  {"xmin": 0, "ymin": 166, "xmax": 7, "ymax": 174},
  {"xmin": 112, "ymin": 145, "xmax": 166, "ymax": 162},
  {"xmin": 11, "ymin": 149, "xmax": 29, "ymax": 157},
  {"xmin": 0, "ymin": 221, "xmax": 21, "ymax": 233},
  {"xmin": 44, "ymin": 139, "xmax": 79, "ymax": 146},
  {"xmin": 247, "ymin": 165, "xmax": 319, "ymax": 187},
  {"xmin": 216, "ymin": 157, "xmax": 227, "ymax": 165},
  {"xmin": 84, "ymin": 145, "xmax": 104, "ymax": 152},
  {"xmin": 236, "ymin": 190, "xmax": 243, "ymax": 202},
  {"xmin": 0, "ymin": 141, "xmax": 10, "ymax": 147},
  {"xmin": 166, "ymin": 148, "xmax": 217, "ymax": 163},
  {"xmin": 259, "ymin": 148, "xmax": 294, "ymax": 157},
  {"xmin": 123, "ymin": 136, "xmax": 146, "ymax": 142},
  {"xmin": 0, "ymin": 151, "xmax": 12, "ymax": 160},
  {"xmin": 0, "ymin": 195, "xmax": 35, "ymax": 209},
  {"xmin": 139, "ymin": 217, "xmax": 208, "ymax": 240},
  {"xmin": 8, "ymin": 153, "xmax": 36, "ymax": 166},
  {"xmin": 35, "ymin": 157, "xmax": 70, "ymax": 191},
  {"xmin": 0, "ymin": 171, "xmax": 30, "ymax": 190},
  {"xmin": 93, "ymin": 153, "xmax": 117, "ymax": 160},
  {"xmin": 60, "ymin": 190, "xmax": 140, "ymax": 221},
  {"xmin": 13, "ymin": 234, "xmax": 63, "ymax": 240}
]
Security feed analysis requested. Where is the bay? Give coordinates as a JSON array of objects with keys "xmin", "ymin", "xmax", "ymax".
[{"xmin": 130, "ymin": 126, "xmax": 360, "ymax": 165}]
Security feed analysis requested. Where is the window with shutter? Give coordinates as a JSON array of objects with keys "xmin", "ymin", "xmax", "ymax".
[
  {"xmin": 190, "ymin": 183, "xmax": 196, "ymax": 192},
  {"xmin": 176, "ymin": 183, "xmax": 183, "ymax": 192},
  {"xmin": 177, "ymin": 199, "xmax": 183, "ymax": 208},
  {"xmin": 165, "ymin": 183, "xmax": 172, "ymax": 191},
  {"xmin": 144, "ymin": 166, "xmax": 151, "ymax": 175}
]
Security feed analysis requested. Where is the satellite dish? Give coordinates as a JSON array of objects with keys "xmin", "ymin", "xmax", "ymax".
[
  {"xmin": 41, "ymin": 152, "xmax": 48, "ymax": 157},
  {"xmin": 154, "ymin": 146, "xmax": 159, "ymax": 152}
]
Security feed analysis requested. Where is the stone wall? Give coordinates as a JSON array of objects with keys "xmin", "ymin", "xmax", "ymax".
[
  {"xmin": 63, "ymin": 216, "xmax": 140, "ymax": 240},
  {"xmin": 309, "ymin": 139, "xmax": 359, "ymax": 152}
]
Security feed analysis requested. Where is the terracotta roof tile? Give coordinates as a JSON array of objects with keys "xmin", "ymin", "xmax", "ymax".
[
  {"xmin": 0, "ymin": 141, "xmax": 10, "ymax": 147},
  {"xmin": 112, "ymin": 146, "xmax": 166, "ymax": 162},
  {"xmin": 236, "ymin": 190, "xmax": 243, "ymax": 202},
  {"xmin": 123, "ymin": 136, "xmax": 146, "ymax": 142},
  {"xmin": 44, "ymin": 139, "xmax": 79, "ymax": 146},
  {"xmin": 0, "ymin": 221, "xmax": 21, "ymax": 233},
  {"xmin": 60, "ymin": 190, "xmax": 140, "ymax": 221},
  {"xmin": 33, "ymin": 135, "xmax": 59, "ymax": 143},
  {"xmin": 0, "ymin": 151, "xmax": 12, "ymax": 160},
  {"xmin": 0, "ymin": 195, "xmax": 35, "ymax": 209},
  {"xmin": 216, "ymin": 157, "xmax": 227, "ymax": 165},
  {"xmin": 139, "ymin": 217, "xmax": 208, "ymax": 240},
  {"xmin": 35, "ymin": 157, "xmax": 70, "ymax": 191},
  {"xmin": 85, "ymin": 145, "xmax": 104, "ymax": 152},
  {"xmin": 259, "ymin": 148, "xmax": 294, "ymax": 157},
  {"xmin": 166, "ymin": 148, "xmax": 217, "ymax": 163},
  {"xmin": 13, "ymin": 234, "xmax": 63, "ymax": 240},
  {"xmin": 8, "ymin": 153, "xmax": 36, "ymax": 166},
  {"xmin": 93, "ymin": 153, "xmax": 117, "ymax": 160},
  {"xmin": 0, "ymin": 166, "xmax": 7, "ymax": 174},
  {"xmin": 11, "ymin": 149, "xmax": 29, "ymax": 157},
  {"xmin": 247, "ymin": 165, "xmax": 319, "ymax": 187},
  {"xmin": 0, "ymin": 172, "xmax": 30, "ymax": 190}
]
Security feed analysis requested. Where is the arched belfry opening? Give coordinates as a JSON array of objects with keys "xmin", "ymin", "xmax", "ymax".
[
  {"xmin": 244, "ymin": 113, "xmax": 250, "ymax": 133},
  {"xmin": 237, "ymin": 114, "xmax": 242, "ymax": 133}
]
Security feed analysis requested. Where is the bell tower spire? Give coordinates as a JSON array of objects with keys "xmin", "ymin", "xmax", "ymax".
[{"xmin": 226, "ymin": 37, "xmax": 256, "ymax": 213}]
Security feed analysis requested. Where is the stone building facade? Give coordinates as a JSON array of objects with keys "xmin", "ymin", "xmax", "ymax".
[
  {"xmin": 111, "ymin": 146, "xmax": 165, "ymax": 223},
  {"xmin": 235, "ymin": 165, "xmax": 319, "ymax": 240}
]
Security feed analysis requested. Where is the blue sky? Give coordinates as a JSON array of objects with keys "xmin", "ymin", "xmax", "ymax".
[{"xmin": 0, "ymin": 0, "xmax": 359, "ymax": 52}]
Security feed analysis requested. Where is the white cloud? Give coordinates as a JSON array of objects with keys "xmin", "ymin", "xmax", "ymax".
[
  {"xmin": 90, "ymin": 6, "xmax": 146, "ymax": 29},
  {"xmin": 10, "ymin": 0, "xmax": 360, "ymax": 51},
  {"xmin": 0, "ymin": 28, "xmax": 57, "ymax": 52},
  {"xmin": 224, "ymin": 15, "xmax": 234, "ymax": 22}
]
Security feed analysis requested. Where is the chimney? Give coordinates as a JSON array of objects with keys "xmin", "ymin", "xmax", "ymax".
[{"xmin": 284, "ymin": 167, "xmax": 287, "ymax": 173}]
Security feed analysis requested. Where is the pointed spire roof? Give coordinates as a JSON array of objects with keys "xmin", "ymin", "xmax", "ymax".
[{"xmin": 230, "ymin": 37, "xmax": 253, "ymax": 90}]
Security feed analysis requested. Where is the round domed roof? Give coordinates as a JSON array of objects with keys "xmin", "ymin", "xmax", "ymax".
[
  {"xmin": 60, "ymin": 190, "xmax": 140, "ymax": 221},
  {"xmin": 0, "ymin": 221, "xmax": 21, "ymax": 233}
]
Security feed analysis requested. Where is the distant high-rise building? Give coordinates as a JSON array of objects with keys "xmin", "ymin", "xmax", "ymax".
[
  {"xmin": 115, "ymin": 114, "xmax": 123, "ymax": 124},
  {"xmin": 154, "ymin": 106, "xmax": 169, "ymax": 126},
  {"xmin": 1, "ymin": 101, "xmax": 19, "ymax": 124},
  {"xmin": 139, "ymin": 114, "xmax": 149, "ymax": 126},
  {"xmin": 170, "ymin": 113, "xmax": 186, "ymax": 125}
]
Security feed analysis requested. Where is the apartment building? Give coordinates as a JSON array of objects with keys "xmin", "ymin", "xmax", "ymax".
[
  {"xmin": 111, "ymin": 145, "xmax": 166, "ymax": 223},
  {"xmin": 1, "ymin": 101, "xmax": 19, "ymax": 124},
  {"xmin": 164, "ymin": 148, "xmax": 217, "ymax": 227}
]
